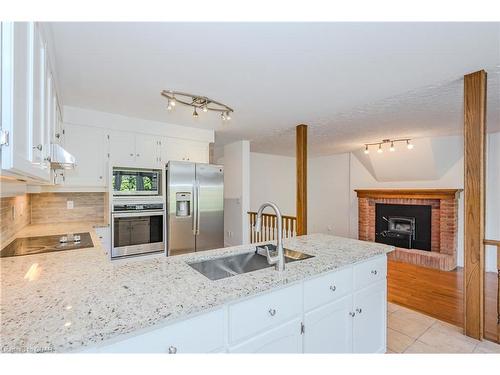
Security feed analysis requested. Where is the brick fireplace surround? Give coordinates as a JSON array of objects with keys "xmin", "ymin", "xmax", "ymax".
[{"xmin": 355, "ymin": 189, "xmax": 462, "ymax": 271}]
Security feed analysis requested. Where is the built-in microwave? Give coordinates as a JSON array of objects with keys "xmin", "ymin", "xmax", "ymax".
[{"xmin": 112, "ymin": 168, "xmax": 161, "ymax": 196}]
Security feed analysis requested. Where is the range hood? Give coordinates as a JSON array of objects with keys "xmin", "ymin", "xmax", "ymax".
[{"xmin": 49, "ymin": 144, "xmax": 76, "ymax": 170}]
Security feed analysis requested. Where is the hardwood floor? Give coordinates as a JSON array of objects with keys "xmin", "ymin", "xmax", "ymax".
[{"xmin": 387, "ymin": 260, "xmax": 498, "ymax": 342}]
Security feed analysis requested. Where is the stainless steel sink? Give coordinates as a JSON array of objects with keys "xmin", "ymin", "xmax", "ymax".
[{"xmin": 188, "ymin": 246, "xmax": 314, "ymax": 281}]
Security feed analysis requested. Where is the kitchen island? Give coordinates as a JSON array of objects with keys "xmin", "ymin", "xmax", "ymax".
[{"xmin": 0, "ymin": 223, "xmax": 393, "ymax": 353}]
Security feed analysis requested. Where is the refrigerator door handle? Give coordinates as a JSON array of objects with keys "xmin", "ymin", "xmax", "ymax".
[
  {"xmin": 196, "ymin": 180, "xmax": 201, "ymax": 235},
  {"xmin": 192, "ymin": 181, "xmax": 197, "ymax": 235}
]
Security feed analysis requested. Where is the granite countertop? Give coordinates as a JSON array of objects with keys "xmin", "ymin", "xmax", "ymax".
[{"xmin": 0, "ymin": 223, "xmax": 393, "ymax": 353}]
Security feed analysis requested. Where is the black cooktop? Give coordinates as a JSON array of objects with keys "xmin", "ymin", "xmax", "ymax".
[{"xmin": 0, "ymin": 232, "xmax": 94, "ymax": 258}]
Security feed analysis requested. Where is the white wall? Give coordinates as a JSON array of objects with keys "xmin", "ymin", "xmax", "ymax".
[
  {"xmin": 308, "ymin": 153, "xmax": 351, "ymax": 237},
  {"xmin": 222, "ymin": 141, "xmax": 250, "ymax": 246},
  {"xmin": 486, "ymin": 132, "xmax": 500, "ymax": 272},
  {"xmin": 250, "ymin": 153, "xmax": 296, "ymax": 216}
]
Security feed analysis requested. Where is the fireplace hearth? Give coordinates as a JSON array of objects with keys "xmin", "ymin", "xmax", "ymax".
[{"xmin": 375, "ymin": 203, "xmax": 431, "ymax": 251}]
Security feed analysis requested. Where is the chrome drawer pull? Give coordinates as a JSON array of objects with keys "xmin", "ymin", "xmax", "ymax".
[
  {"xmin": 329, "ymin": 285, "xmax": 337, "ymax": 292},
  {"xmin": 349, "ymin": 311, "xmax": 356, "ymax": 317},
  {"xmin": 268, "ymin": 308, "xmax": 277, "ymax": 316},
  {"xmin": 168, "ymin": 345, "xmax": 177, "ymax": 354},
  {"xmin": 371, "ymin": 270, "xmax": 378, "ymax": 275},
  {"xmin": 355, "ymin": 308, "xmax": 363, "ymax": 314}
]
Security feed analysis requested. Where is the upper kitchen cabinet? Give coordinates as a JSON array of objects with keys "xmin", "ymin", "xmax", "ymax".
[
  {"xmin": 63, "ymin": 124, "xmax": 107, "ymax": 187},
  {"xmin": 161, "ymin": 138, "xmax": 209, "ymax": 164},
  {"xmin": 1, "ymin": 22, "xmax": 60, "ymax": 182},
  {"xmin": 108, "ymin": 131, "xmax": 136, "ymax": 167},
  {"xmin": 108, "ymin": 131, "xmax": 209, "ymax": 169}
]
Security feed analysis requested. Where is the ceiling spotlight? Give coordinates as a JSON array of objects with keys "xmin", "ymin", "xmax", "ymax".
[
  {"xmin": 407, "ymin": 140, "xmax": 414, "ymax": 150},
  {"xmin": 390, "ymin": 142, "xmax": 395, "ymax": 152},
  {"xmin": 225, "ymin": 111, "xmax": 231, "ymax": 120},
  {"xmin": 364, "ymin": 145, "xmax": 369, "ymax": 154},
  {"xmin": 377, "ymin": 144, "xmax": 383, "ymax": 154},
  {"xmin": 170, "ymin": 96, "xmax": 176, "ymax": 107},
  {"xmin": 202, "ymin": 104, "xmax": 208, "ymax": 113},
  {"xmin": 192, "ymin": 107, "xmax": 198, "ymax": 118},
  {"xmin": 167, "ymin": 103, "xmax": 172, "ymax": 111},
  {"xmin": 221, "ymin": 112, "xmax": 226, "ymax": 121}
]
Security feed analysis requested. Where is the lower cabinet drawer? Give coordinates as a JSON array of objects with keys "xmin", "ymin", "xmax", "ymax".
[
  {"xmin": 228, "ymin": 283, "xmax": 302, "ymax": 344},
  {"xmin": 353, "ymin": 255, "xmax": 387, "ymax": 290},
  {"xmin": 303, "ymin": 266, "xmax": 352, "ymax": 311},
  {"xmin": 96, "ymin": 308, "xmax": 224, "ymax": 353}
]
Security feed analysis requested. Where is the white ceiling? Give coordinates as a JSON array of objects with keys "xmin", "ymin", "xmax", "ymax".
[{"xmin": 48, "ymin": 22, "xmax": 500, "ymax": 157}]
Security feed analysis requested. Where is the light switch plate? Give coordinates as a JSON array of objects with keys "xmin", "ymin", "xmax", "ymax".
[{"xmin": 67, "ymin": 200, "xmax": 74, "ymax": 209}]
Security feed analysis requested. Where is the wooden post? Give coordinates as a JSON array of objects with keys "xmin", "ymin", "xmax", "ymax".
[
  {"xmin": 464, "ymin": 70, "xmax": 487, "ymax": 340},
  {"xmin": 296, "ymin": 124, "xmax": 307, "ymax": 236}
]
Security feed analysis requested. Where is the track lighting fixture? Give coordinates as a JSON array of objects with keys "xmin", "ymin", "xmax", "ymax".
[
  {"xmin": 363, "ymin": 138, "xmax": 414, "ymax": 154},
  {"xmin": 161, "ymin": 90, "xmax": 233, "ymax": 121}
]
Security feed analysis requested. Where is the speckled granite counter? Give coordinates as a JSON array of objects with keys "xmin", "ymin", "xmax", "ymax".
[{"xmin": 0, "ymin": 223, "xmax": 393, "ymax": 353}]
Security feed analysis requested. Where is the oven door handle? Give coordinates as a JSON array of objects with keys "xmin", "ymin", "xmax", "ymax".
[{"xmin": 112, "ymin": 210, "xmax": 164, "ymax": 218}]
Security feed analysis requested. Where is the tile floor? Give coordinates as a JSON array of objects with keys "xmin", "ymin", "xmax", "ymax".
[{"xmin": 387, "ymin": 302, "xmax": 500, "ymax": 353}]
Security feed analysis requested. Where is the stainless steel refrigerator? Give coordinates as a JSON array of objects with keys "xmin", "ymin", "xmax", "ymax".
[{"xmin": 167, "ymin": 161, "xmax": 224, "ymax": 256}]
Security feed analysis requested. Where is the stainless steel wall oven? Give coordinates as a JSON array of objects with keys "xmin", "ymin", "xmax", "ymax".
[{"xmin": 111, "ymin": 203, "xmax": 165, "ymax": 259}]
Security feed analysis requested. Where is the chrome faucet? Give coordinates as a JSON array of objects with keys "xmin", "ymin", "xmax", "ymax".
[{"xmin": 255, "ymin": 202, "xmax": 285, "ymax": 272}]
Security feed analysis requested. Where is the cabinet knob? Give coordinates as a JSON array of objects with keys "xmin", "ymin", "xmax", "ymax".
[
  {"xmin": 130, "ymin": 153, "xmax": 134, "ymax": 157},
  {"xmin": 33, "ymin": 144, "xmax": 43, "ymax": 151},
  {"xmin": 349, "ymin": 312, "xmax": 356, "ymax": 317},
  {"xmin": 371, "ymin": 270, "xmax": 378, "ymax": 275},
  {"xmin": 329, "ymin": 285, "xmax": 336, "ymax": 292},
  {"xmin": 136, "ymin": 153, "xmax": 140, "ymax": 157},
  {"xmin": 355, "ymin": 308, "xmax": 363, "ymax": 314},
  {"xmin": 99, "ymin": 176, "xmax": 103, "ymax": 180},
  {"xmin": 168, "ymin": 346, "xmax": 177, "ymax": 354},
  {"xmin": 268, "ymin": 308, "xmax": 277, "ymax": 317}
]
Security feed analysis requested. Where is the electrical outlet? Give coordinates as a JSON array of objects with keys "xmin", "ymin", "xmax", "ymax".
[
  {"xmin": 67, "ymin": 200, "xmax": 74, "ymax": 210},
  {"xmin": 226, "ymin": 230, "xmax": 233, "ymax": 238},
  {"xmin": 327, "ymin": 225, "xmax": 333, "ymax": 232}
]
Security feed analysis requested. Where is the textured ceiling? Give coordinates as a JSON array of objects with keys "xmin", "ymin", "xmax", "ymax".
[
  {"xmin": 254, "ymin": 68, "xmax": 500, "ymax": 156},
  {"xmin": 47, "ymin": 22, "xmax": 500, "ymax": 157}
]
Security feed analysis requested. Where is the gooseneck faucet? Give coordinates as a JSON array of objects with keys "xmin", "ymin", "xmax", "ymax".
[{"xmin": 255, "ymin": 202, "xmax": 285, "ymax": 271}]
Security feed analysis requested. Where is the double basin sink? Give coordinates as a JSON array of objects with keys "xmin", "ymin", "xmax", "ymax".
[{"xmin": 188, "ymin": 244, "xmax": 314, "ymax": 280}]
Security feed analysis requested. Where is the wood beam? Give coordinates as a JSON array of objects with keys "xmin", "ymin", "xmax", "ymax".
[
  {"xmin": 296, "ymin": 124, "xmax": 307, "ymax": 236},
  {"xmin": 463, "ymin": 70, "xmax": 487, "ymax": 340}
]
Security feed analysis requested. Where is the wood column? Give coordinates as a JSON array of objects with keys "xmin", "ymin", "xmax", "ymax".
[
  {"xmin": 296, "ymin": 124, "xmax": 307, "ymax": 236},
  {"xmin": 463, "ymin": 70, "xmax": 487, "ymax": 340}
]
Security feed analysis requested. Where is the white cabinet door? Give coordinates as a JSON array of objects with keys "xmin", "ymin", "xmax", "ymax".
[
  {"xmin": 229, "ymin": 319, "xmax": 302, "ymax": 353},
  {"xmin": 162, "ymin": 138, "xmax": 209, "ymax": 163},
  {"xmin": 352, "ymin": 280, "xmax": 386, "ymax": 353},
  {"xmin": 303, "ymin": 295, "xmax": 353, "ymax": 353},
  {"xmin": 108, "ymin": 131, "xmax": 135, "ymax": 167},
  {"xmin": 30, "ymin": 24, "xmax": 46, "ymax": 168},
  {"xmin": 1, "ymin": 22, "xmax": 50, "ymax": 181},
  {"xmin": 162, "ymin": 138, "xmax": 186, "ymax": 162},
  {"xmin": 135, "ymin": 134, "xmax": 159, "ymax": 168},
  {"xmin": 63, "ymin": 124, "xmax": 106, "ymax": 186}
]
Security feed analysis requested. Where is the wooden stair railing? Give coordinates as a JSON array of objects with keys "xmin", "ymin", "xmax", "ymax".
[
  {"xmin": 248, "ymin": 211, "xmax": 297, "ymax": 244},
  {"xmin": 484, "ymin": 239, "xmax": 500, "ymax": 343}
]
